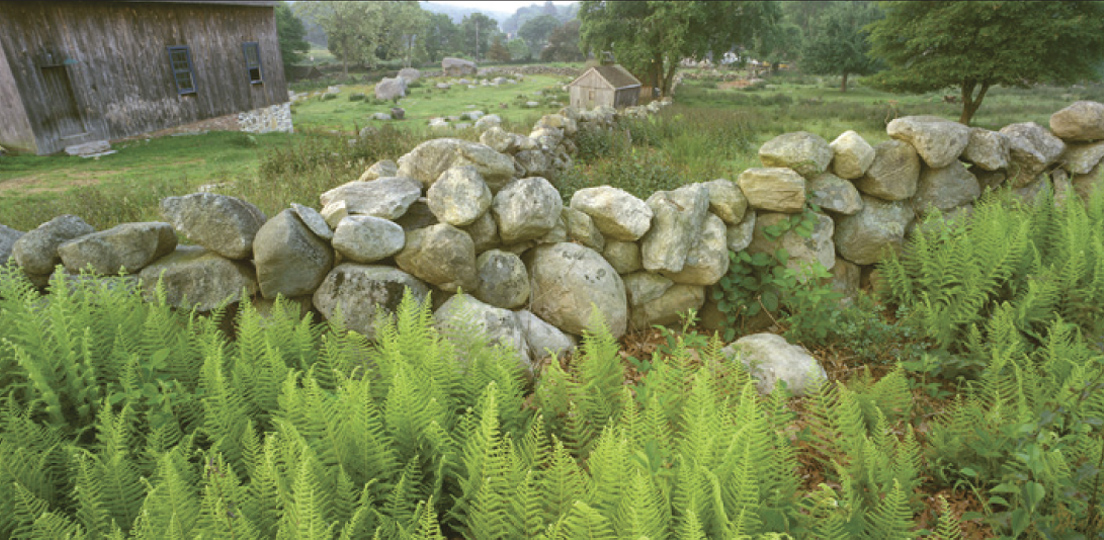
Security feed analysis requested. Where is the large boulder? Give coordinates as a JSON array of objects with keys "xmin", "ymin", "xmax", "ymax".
[
  {"xmin": 12, "ymin": 215, "xmax": 96, "ymax": 275},
  {"xmin": 569, "ymin": 186, "xmax": 654, "ymax": 241},
  {"xmin": 829, "ymin": 130, "xmax": 876, "ymax": 180},
  {"xmin": 702, "ymin": 178, "xmax": 748, "ymax": 225},
  {"xmin": 331, "ymin": 215, "xmax": 406, "ymax": 263},
  {"xmin": 254, "ymin": 209, "xmax": 334, "ymax": 298},
  {"xmin": 397, "ymin": 67, "xmax": 421, "ymax": 83},
  {"xmin": 912, "ymin": 161, "xmax": 981, "ymax": 216},
  {"xmin": 516, "ymin": 309, "xmax": 577, "ymax": 362},
  {"xmin": 1050, "ymin": 101, "xmax": 1104, "ymax": 141},
  {"xmin": 160, "ymin": 193, "xmax": 266, "ymax": 260},
  {"xmin": 1061, "ymin": 141, "xmax": 1104, "ymax": 175},
  {"xmin": 138, "ymin": 246, "xmax": 257, "ymax": 311},
  {"xmin": 527, "ymin": 243, "xmax": 628, "ymax": 338},
  {"xmin": 737, "ymin": 168, "xmax": 806, "ymax": 213},
  {"xmin": 58, "ymin": 222, "xmax": 177, "ymax": 275},
  {"xmin": 886, "ymin": 115, "xmax": 970, "ymax": 168},
  {"xmin": 629, "ymin": 284, "xmax": 705, "ymax": 330},
  {"xmin": 1000, "ymin": 122, "xmax": 1066, "ymax": 187},
  {"xmin": 660, "ymin": 214, "xmax": 730, "ymax": 286},
  {"xmin": 807, "ymin": 172, "xmax": 863, "ymax": 215},
  {"xmin": 394, "ymin": 223, "xmax": 478, "ymax": 292},
  {"xmin": 0, "ymin": 224, "xmax": 23, "ymax": 264},
  {"xmin": 474, "ymin": 249, "xmax": 530, "ymax": 309},
  {"xmin": 479, "ymin": 126, "xmax": 518, "ymax": 154},
  {"xmin": 747, "ymin": 212, "xmax": 835, "ymax": 278},
  {"xmin": 834, "ymin": 195, "xmax": 913, "ymax": 265},
  {"xmin": 492, "ymin": 177, "xmax": 563, "ymax": 244},
  {"xmin": 602, "ymin": 240, "xmax": 642, "ymax": 275},
  {"xmin": 397, "ymin": 138, "xmax": 515, "ymax": 191},
  {"xmin": 319, "ymin": 176, "xmax": 422, "ymax": 221},
  {"xmin": 961, "ymin": 128, "xmax": 1010, "ymax": 171},
  {"xmin": 435, "ymin": 294, "xmax": 531, "ymax": 370},
  {"xmin": 640, "ymin": 184, "xmax": 710, "ymax": 274},
  {"xmin": 374, "ymin": 77, "xmax": 407, "ymax": 101},
  {"xmin": 722, "ymin": 333, "xmax": 826, "ymax": 396},
  {"xmin": 427, "ymin": 166, "xmax": 492, "ymax": 227},
  {"xmin": 854, "ymin": 140, "xmax": 921, "ymax": 201},
  {"xmin": 442, "ymin": 57, "xmax": 477, "ymax": 77},
  {"xmin": 758, "ymin": 131, "xmax": 833, "ymax": 178},
  {"xmin": 312, "ymin": 264, "xmax": 430, "ymax": 339}
]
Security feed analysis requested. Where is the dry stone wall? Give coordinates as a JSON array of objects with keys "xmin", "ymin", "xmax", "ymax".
[{"xmin": 4, "ymin": 100, "xmax": 1104, "ymax": 386}]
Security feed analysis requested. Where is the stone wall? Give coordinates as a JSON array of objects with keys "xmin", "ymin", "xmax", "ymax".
[
  {"xmin": 4, "ymin": 100, "xmax": 1103, "ymax": 377},
  {"xmin": 238, "ymin": 102, "xmax": 294, "ymax": 134}
]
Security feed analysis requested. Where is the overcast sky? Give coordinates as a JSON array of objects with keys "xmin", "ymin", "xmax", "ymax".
[{"xmin": 426, "ymin": 0, "xmax": 578, "ymax": 15}]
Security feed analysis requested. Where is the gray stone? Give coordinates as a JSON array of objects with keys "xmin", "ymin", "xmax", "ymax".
[
  {"xmin": 474, "ymin": 249, "xmax": 530, "ymax": 309},
  {"xmin": 291, "ymin": 203, "xmax": 333, "ymax": 241},
  {"xmin": 736, "ymin": 168, "xmax": 806, "ymax": 213},
  {"xmin": 807, "ymin": 172, "xmax": 863, "ymax": 215},
  {"xmin": 58, "ymin": 222, "xmax": 176, "ymax": 275},
  {"xmin": 563, "ymin": 207, "xmax": 605, "ymax": 251},
  {"xmin": 427, "ymin": 166, "xmax": 492, "ymax": 227},
  {"xmin": 722, "ymin": 333, "xmax": 826, "ymax": 396},
  {"xmin": 623, "ymin": 272, "xmax": 674, "ymax": 307},
  {"xmin": 569, "ymin": 186, "xmax": 654, "ymax": 241},
  {"xmin": 514, "ymin": 150, "xmax": 550, "ymax": 177},
  {"xmin": 398, "ymin": 67, "xmax": 421, "ymax": 83},
  {"xmin": 357, "ymin": 159, "xmax": 399, "ymax": 182},
  {"xmin": 834, "ymin": 196, "xmax": 913, "ymax": 265},
  {"xmin": 1061, "ymin": 141, "xmax": 1104, "ymax": 175},
  {"xmin": 475, "ymin": 114, "xmax": 502, "ymax": 132},
  {"xmin": 479, "ymin": 127, "xmax": 517, "ymax": 154},
  {"xmin": 64, "ymin": 140, "xmax": 112, "ymax": 157},
  {"xmin": 442, "ymin": 57, "xmax": 477, "ymax": 77},
  {"xmin": 1014, "ymin": 174, "xmax": 1052, "ymax": 205},
  {"xmin": 375, "ymin": 77, "xmax": 407, "ymax": 101},
  {"xmin": 908, "ymin": 204, "xmax": 974, "ymax": 239},
  {"xmin": 460, "ymin": 110, "xmax": 484, "ymax": 121},
  {"xmin": 641, "ymin": 184, "xmax": 710, "ymax": 273},
  {"xmin": 1073, "ymin": 164, "xmax": 1101, "ymax": 200},
  {"xmin": 827, "ymin": 257, "xmax": 861, "ymax": 301},
  {"xmin": 319, "ymin": 176, "xmax": 422, "ymax": 220},
  {"xmin": 854, "ymin": 140, "xmax": 921, "ymax": 201},
  {"xmin": 748, "ymin": 212, "xmax": 835, "ymax": 278},
  {"xmin": 829, "ymin": 130, "xmax": 875, "ymax": 180},
  {"xmin": 526, "ymin": 242, "xmax": 628, "ymax": 338},
  {"xmin": 397, "ymin": 138, "xmax": 516, "ymax": 191},
  {"xmin": 254, "ymin": 209, "xmax": 334, "ymax": 298},
  {"xmin": 12, "ymin": 215, "xmax": 96, "ymax": 275},
  {"xmin": 331, "ymin": 215, "xmax": 406, "ymax": 263},
  {"xmin": 1050, "ymin": 101, "xmax": 1104, "ymax": 141},
  {"xmin": 1000, "ymin": 122, "xmax": 1066, "ymax": 187},
  {"xmin": 975, "ymin": 169, "xmax": 1008, "ymax": 191},
  {"xmin": 887, "ymin": 115, "xmax": 970, "ymax": 168},
  {"xmin": 727, "ymin": 211, "xmax": 756, "ymax": 252},
  {"xmin": 320, "ymin": 200, "xmax": 348, "ymax": 229},
  {"xmin": 629, "ymin": 284, "xmax": 705, "ymax": 331},
  {"xmin": 602, "ymin": 240, "xmax": 642, "ymax": 274},
  {"xmin": 435, "ymin": 294, "xmax": 530, "ymax": 370},
  {"xmin": 1052, "ymin": 169, "xmax": 1074, "ymax": 206},
  {"xmin": 758, "ymin": 131, "xmax": 833, "ymax": 177},
  {"xmin": 703, "ymin": 178, "xmax": 748, "ymax": 224},
  {"xmin": 492, "ymin": 177, "xmax": 563, "ymax": 244},
  {"xmin": 516, "ymin": 309, "xmax": 577, "ymax": 362},
  {"xmin": 160, "ymin": 193, "xmax": 266, "ymax": 260},
  {"xmin": 913, "ymin": 162, "xmax": 981, "ymax": 216},
  {"xmin": 395, "ymin": 223, "xmax": 478, "ymax": 292},
  {"xmin": 0, "ymin": 224, "xmax": 22, "ymax": 265},
  {"xmin": 138, "ymin": 246, "xmax": 257, "ymax": 311},
  {"xmin": 961, "ymin": 128, "xmax": 1010, "ymax": 171},
  {"xmin": 463, "ymin": 212, "xmax": 500, "ymax": 253},
  {"xmin": 312, "ymin": 264, "xmax": 430, "ymax": 339},
  {"xmin": 660, "ymin": 214, "xmax": 730, "ymax": 286},
  {"xmin": 393, "ymin": 199, "xmax": 439, "ymax": 232}
]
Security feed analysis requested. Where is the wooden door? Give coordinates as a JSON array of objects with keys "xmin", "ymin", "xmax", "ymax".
[{"xmin": 40, "ymin": 66, "xmax": 85, "ymax": 138}]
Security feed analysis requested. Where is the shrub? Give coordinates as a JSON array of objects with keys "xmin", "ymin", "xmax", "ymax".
[{"xmin": 348, "ymin": 92, "xmax": 366, "ymax": 101}]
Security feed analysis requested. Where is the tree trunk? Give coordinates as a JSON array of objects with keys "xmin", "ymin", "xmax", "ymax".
[
  {"xmin": 959, "ymin": 79, "xmax": 990, "ymax": 125},
  {"xmin": 841, "ymin": 72, "xmax": 848, "ymax": 93},
  {"xmin": 662, "ymin": 59, "xmax": 677, "ymax": 97}
]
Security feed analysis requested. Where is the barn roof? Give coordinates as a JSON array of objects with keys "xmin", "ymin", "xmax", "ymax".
[{"xmin": 570, "ymin": 65, "xmax": 641, "ymax": 90}]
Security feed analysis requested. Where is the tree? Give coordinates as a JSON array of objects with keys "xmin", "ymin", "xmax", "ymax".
[
  {"xmin": 377, "ymin": 1, "xmax": 428, "ymax": 67},
  {"xmin": 459, "ymin": 13, "xmax": 501, "ymax": 61},
  {"xmin": 275, "ymin": 2, "xmax": 310, "ymax": 75},
  {"xmin": 487, "ymin": 36, "xmax": 512, "ymax": 62},
  {"xmin": 867, "ymin": 1, "xmax": 1104, "ymax": 125},
  {"xmin": 300, "ymin": 1, "xmax": 385, "ymax": 77},
  {"xmin": 541, "ymin": 20, "xmax": 583, "ymax": 62},
  {"xmin": 507, "ymin": 38, "xmax": 532, "ymax": 61},
  {"xmin": 519, "ymin": 14, "xmax": 561, "ymax": 53},
  {"xmin": 580, "ymin": 1, "xmax": 779, "ymax": 96},
  {"xmin": 799, "ymin": 2, "xmax": 881, "ymax": 92},
  {"xmin": 424, "ymin": 13, "xmax": 459, "ymax": 62}
]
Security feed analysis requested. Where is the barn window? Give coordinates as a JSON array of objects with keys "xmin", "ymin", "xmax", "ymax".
[
  {"xmin": 167, "ymin": 46, "xmax": 196, "ymax": 95},
  {"xmin": 243, "ymin": 42, "xmax": 263, "ymax": 84}
]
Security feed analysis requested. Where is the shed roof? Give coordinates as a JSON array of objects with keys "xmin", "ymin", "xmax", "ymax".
[{"xmin": 570, "ymin": 65, "xmax": 641, "ymax": 90}]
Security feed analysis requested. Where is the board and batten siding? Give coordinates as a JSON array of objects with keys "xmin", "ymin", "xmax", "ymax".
[
  {"xmin": 569, "ymin": 69, "xmax": 616, "ymax": 110},
  {"xmin": 0, "ymin": 1, "xmax": 287, "ymax": 154},
  {"xmin": 0, "ymin": 37, "xmax": 37, "ymax": 152}
]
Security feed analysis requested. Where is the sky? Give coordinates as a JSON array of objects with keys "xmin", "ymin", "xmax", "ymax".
[{"xmin": 424, "ymin": 0, "xmax": 578, "ymax": 15}]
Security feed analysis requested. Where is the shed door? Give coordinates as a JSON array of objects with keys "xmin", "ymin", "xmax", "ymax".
[{"xmin": 40, "ymin": 66, "xmax": 85, "ymax": 138}]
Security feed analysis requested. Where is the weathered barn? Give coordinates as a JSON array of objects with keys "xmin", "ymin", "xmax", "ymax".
[
  {"xmin": 568, "ymin": 64, "xmax": 641, "ymax": 110},
  {"xmin": 0, "ymin": 1, "xmax": 288, "ymax": 155}
]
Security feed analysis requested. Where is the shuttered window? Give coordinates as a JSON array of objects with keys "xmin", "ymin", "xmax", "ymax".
[
  {"xmin": 243, "ymin": 42, "xmax": 262, "ymax": 84},
  {"xmin": 167, "ymin": 46, "xmax": 196, "ymax": 95}
]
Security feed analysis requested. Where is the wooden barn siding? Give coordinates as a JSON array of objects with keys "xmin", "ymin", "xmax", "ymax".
[
  {"xmin": 569, "ymin": 70, "xmax": 615, "ymax": 110},
  {"xmin": 0, "ymin": 39, "xmax": 38, "ymax": 152},
  {"xmin": 0, "ymin": 1, "xmax": 287, "ymax": 154}
]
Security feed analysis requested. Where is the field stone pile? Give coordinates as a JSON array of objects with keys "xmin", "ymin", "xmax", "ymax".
[{"xmin": 5, "ymin": 101, "xmax": 1104, "ymax": 395}]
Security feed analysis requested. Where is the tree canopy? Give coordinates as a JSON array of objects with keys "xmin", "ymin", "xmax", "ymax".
[
  {"xmin": 541, "ymin": 19, "xmax": 583, "ymax": 63},
  {"xmin": 867, "ymin": 1, "xmax": 1104, "ymax": 124},
  {"xmin": 519, "ymin": 14, "xmax": 561, "ymax": 54},
  {"xmin": 274, "ymin": 2, "xmax": 310, "ymax": 75},
  {"xmin": 459, "ymin": 13, "xmax": 502, "ymax": 61},
  {"xmin": 799, "ymin": 1, "xmax": 880, "ymax": 92}
]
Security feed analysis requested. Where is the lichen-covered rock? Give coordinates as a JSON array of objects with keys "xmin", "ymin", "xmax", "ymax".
[
  {"xmin": 563, "ymin": 207, "xmax": 605, "ymax": 251},
  {"xmin": 398, "ymin": 68, "xmax": 421, "ymax": 83},
  {"xmin": 807, "ymin": 172, "xmax": 863, "ymax": 215},
  {"xmin": 1061, "ymin": 141, "xmax": 1104, "ymax": 175},
  {"xmin": 854, "ymin": 140, "xmax": 921, "ymax": 201},
  {"xmin": 434, "ymin": 294, "xmax": 530, "ymax": 370},
  {"xmin": 160, "ymin": 194, "xmax": 265, "ymax": 260},
  {"xmin": 727, "ymin": 211, "xmax": 757, "ymax": 253},
  {"xmin": 748, "ymin": 212, "xmax": 835, "ymax": 278},
  {"xmin": 834, "ymin": 195, "xmax": 913, "ymax": 265},
  {"xmin": 737, "ymin": 168, "xmax": 806, "ymax": 213},
  {"xmin": 722, "ymin": 333, "xmax": 826, "ymax": 396},
  {"xmin": 1050, "ymin": 101, "xmax": 1104, "ymax": 141},
  {"xmin": 331, "ymin": 215, "xmax": 406, "ymax": 263},
  {"xmin": 702, "ymin": 178, "xmax": 748, "ymax": 225},
  {"xmin": 640, "ymin": 184, "xmax": 710, "ymax": 273},
  {"xmin": 0, "ymin": 224, "xmax": 23, "ymax": 265},
  {"xmin": 427, "ymin": 166, "xmax": 492, "ymax": 227},
  {"xmin": 629, "ymin": 284, "xmax": 705, "ymax": 330},
  {"xmin": 58, "ymin": 222, "xmax": 177, "ymax": 275},
  {"xmin": 570, "ymin": 186, "xmax": 653, "ymax": 241},
  {"xmin": 758, "ymin": 131, "xmax": 833, "ymax": 177},
  {"xmin": 623, "ymin": 272, "xmax": 674, "ymax": 307},
  {"xmin": 887, "ymin": 115, "xmax": 970, "ymax": 168},
  {"xmin": 829, "ymin": 130, "xmax": 875, "ymax": 180},
  {"xmin": 516, "ymin": 309, "xmax": 577, "ymax": 362},
  {"xmin": 290, "ymin": 203, "xmax": 333, "ymax": 241},
  {"xmin": 827, "ymin": 257, "xmax": 861, "ymax": 301},
  {"xmin": 912, "ymin": 162, "xmax": 981, "ymax": 216},
  {"xmin": 492, "ymin": 177, "xmax": 563, "ymax": 244},
  {"xmin": 660, "ymin": 214, "xmax": 730, "ymax": 286},
  {"xmin": 602, "ymin": 240, "xmax": 642, "ymax": 274},
  {"xmin": 374, "ymin": 76, "xmax": 406, "ymax": 101},
  {"xmin": 138, "ymin": 246, "xmax": 257, "ymax": 311},
  {"xmin": 442, "ymin": 57, "xmax": 476, "ymax": 77},
  {"xmin": 514, "ymin": 150, "xmax": 550, "ymax": 178},
  {"xmin": 319, "ymin": 176, "xmax": 422, "ymax": 221},
  {"xmin": 357, "ymin": 159, "xmax": 399, "ymax": 182},
  {"xmin": 479, "ymin": 126, "xmax": 518, "ymax": 154},
  {"xmin": 1073, "ymin": 164, "xmax": 1101, "ymax": 200},
  {"xmin": 463, "ymin": 211, "xmax": 500, "ymax": 253},
  {"xmin": 312, "ymin": 264, "xmax": 430, "ymax": 339},
  {"xmin": 961, "ymin": 128, "xmax": 1010, "ymax": 171},
  {"xmin": 395, "ymin": 223, "xmax": 478, "ymax": 292},
  {"xmin": 474, "ymin": 249, "xmax": 530, "ymax": 309},
  {"xmin": 527, "ymin": 242, "xmax": 627, "ymax": 338},
  {"xmin": 1000, "ymin": 122, "xmax": 1066, "ymax": 187},
  {"xmin": 253, "ymin": 209, "xmax": 334, "ymax": 298},
  {"xmin": 397, "ymin": 138, "xmax": 515, "ymax": 191},
  {"xmin": 475, "ymin": 114, "xmax": 502, "ymax": 132},
  {"xmin": 12, "ymin": 215, "xmax": 96, "ymax": 275}
]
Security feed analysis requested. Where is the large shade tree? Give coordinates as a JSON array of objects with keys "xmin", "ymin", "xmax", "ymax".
[
  {"xmin": 275, "ymin": 2, "xmax": 310, "ymax": 75},
  {"xmin": 867, "ymin": 1, "xmax": 1104, "ymax": 124},
  {"xmin": 579, "ymin": 1, "xmax": 779, "ymax": 97},
  {"xmin": 799, "ymin": 1, "xmax": 881, "ymax": 92}
]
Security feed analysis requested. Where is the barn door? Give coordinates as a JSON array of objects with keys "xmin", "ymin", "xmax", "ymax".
[{"xmin": 40, "ymin": 66, "xmax": 85, "ymax": 138}]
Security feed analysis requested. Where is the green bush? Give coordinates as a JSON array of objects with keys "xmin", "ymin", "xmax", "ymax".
[{"xmin": 348, "ymin": 92, "xmax": 366, "ymax": 102}]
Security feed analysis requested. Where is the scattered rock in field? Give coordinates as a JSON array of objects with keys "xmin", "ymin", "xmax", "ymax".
[
  {"xmin": 375, "ymin": 77, "xmax": 406, "ymax": 101},
  {"xmin": 722, "ymin": 333, "xmax": 827, "ymax": 396}
]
